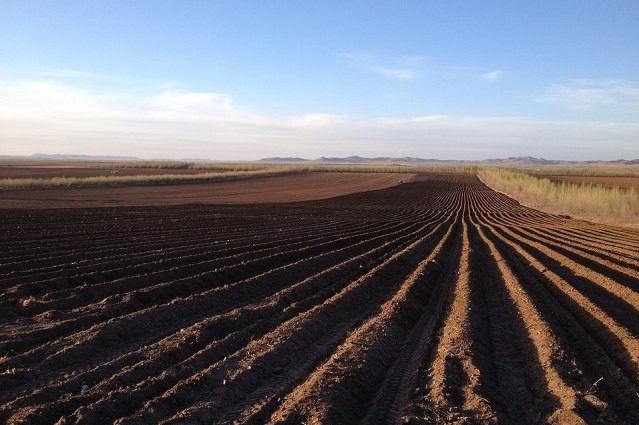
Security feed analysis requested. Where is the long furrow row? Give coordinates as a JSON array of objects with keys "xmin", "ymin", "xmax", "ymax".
[
  {"xmin": 0, "ymin": 204, "xmax": 420, "ymax": 275},
  {"xmin": 475, "ymin": 225, "xmax": 639, "ymax": 421},
  {"xmin": 0, "ymin": 205, "xmax": 367, "ymax": 277},
  {"xmin": 1, "ymin": 173, "xmax": 638, "ymax": 424},
  {"xmin": 259, "ymin": 204, "xmax": 462, "ymax": 425},
  {"xmin": 0, "ymin": 210, "xmax": 441, "ymax": 389},
  {"xmin": 397, "ymin": 178, "xmax": 638, "ymax": 424},
  {"xmin": 35, "ymin": 211, "xmax": 452, "ymax": 422},
  {"xmin": 382, "ymin": 180, "xmax": 563, "ymax": 424},
  {"xmin": 3, "ymin": 219, "xmax": 446, "ymax": 423},
  {"xmin": 1, "ymin": 198, "xmax": 448, "ymax": 422},
  {"xmin": 2, "ymin": 214, "xmax": 401, "ymax": 311}
]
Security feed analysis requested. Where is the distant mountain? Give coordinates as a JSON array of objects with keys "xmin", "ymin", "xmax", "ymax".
[
  {"xmin": 257, "ymin": 157, "xmax": 311, "ymax": 163},
  {"xmin": 260, "ymin": 156, "xmax": 454, "ymax": 164},
  {"xmin": 484, "ymin": 157, "xmax": 639, "ymax": 166},
  {"xmin": 257, "ymin": 156, "xmax": 639, "ymax": 166},
  {"xmin": 2, "ymin": 154, "xmax": 637, "ymax": 165},
  {"xmin": 482, "ymin": 156, "xmax": 567, "ymax": 165}
]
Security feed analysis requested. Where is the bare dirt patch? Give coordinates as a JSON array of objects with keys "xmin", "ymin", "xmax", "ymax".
[
  {"xmin": 0, "ymin": 165, "xmax": 204, "ymax": 179},
  {"xmin": 0, "ymin": 172, "xmax": 410, "ymax": 208}
]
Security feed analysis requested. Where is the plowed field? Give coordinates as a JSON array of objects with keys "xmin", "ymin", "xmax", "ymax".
[{"xmin": 1, "ymin": 173, "xmax": 638, "ymax": 424}]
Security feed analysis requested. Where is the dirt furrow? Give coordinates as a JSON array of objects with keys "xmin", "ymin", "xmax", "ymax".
[
  {"xmin": 0, "ymin": 217, "xmax": 359, "ymax": 296},
  {"xmin": 567, "ymin": 226, "xmax": 639, "ymax": 250},
  {"xmin": 2, "ymin": 216, "xmax": 389, "ymax": 309},
  {"xmin": 0, "ymin": 205, "xmax": 370, "ymax": 272},
  {"xmin": 494, "ymin": 222, "xmax": 639, "ymax": 290},
  {"xmin": 263, "ymin": 213, "xmax": 460, "ymax": 425},
  {"xmin": 361, "ymin": 218, "xmax": 466, "ymax": 425},
  {"xmin": 487, "ymin": 223, "xmax": 639, "ymax": 330},
  {"xmin": 3, "ymin": 202, "xmax": 407, "ymax": 267},
  {"xmin": 0, "ymin": 217, "xmax": 351, "ymax": 284},
  {"xmin": 1, "ymin": 204, "xmax": 423, "ymax": 283},
  {"xmin": 4, "ymin": 216, "xmax": 433, "ymax": 424},
  {"xmin": 536, "ymin": 226, "xmax": 639, "ymax": 262},
  {"xmin": 0, "ymin": 216, "xmax": 440, "ymax": 402},
  {"xmin": 482, "ymin": 222, "xmax": 639, "ymax": 423},
  {"xmin": 470, "ymin": 216, "xmax": 584, "ymax": 424},
  {"xmin": 400, "ymin": 217, "xmax": 497, "ymax": 423},
  {"xmin": 0, "ymin": 216, "xmax": 427, "ymax": 354},
  {"xmin": 113, "ymin": 215, "xmax": 455, "ymax": 424}
]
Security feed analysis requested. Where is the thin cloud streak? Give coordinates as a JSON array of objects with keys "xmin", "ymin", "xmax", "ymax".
[
  {"xmin": 343, "ymin": 53, "xmax": 426, "ymax": 80},
  {"xmin": 371, "ymin": 66, "xmax": 417, "ymax": 80},
  {"xmin": 537, "ymin": 78, "xmax": 639, "ymax": 112},
  {"xmin": 0, "ymin": 66, "xmax": 99, "ymax": 78},
  {"xmin": 479, "ymin": 70, "xmax": 503, "ymax": 81}
]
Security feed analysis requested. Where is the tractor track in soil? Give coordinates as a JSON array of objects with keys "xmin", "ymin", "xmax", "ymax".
[{"xmin": 1, "ymin": 173, "xmax": 638, "ymax": 424}]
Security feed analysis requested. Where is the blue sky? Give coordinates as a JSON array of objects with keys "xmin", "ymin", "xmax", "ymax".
[{"xmin": 1, "ymin": 1, "xmax": 638, "ymax": 160}]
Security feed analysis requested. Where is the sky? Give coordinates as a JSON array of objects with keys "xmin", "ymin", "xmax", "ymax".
[{"xmin": 1, "ymin": 1, "xmax": 638, "ymax": 161}]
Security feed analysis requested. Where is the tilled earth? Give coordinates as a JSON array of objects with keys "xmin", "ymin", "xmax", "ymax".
[{"xmin": 0, "ymin": 173, "xmax": 638, "ymax": 424}]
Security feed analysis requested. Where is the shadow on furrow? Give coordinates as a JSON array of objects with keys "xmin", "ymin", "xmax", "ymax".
[
  {"xmin": 494, "ymin": 228, "xmax": 639, "ymax": 338},
  {"xmin": 1, "ymin": 218, "xmax": 439, "ymax": 422},
  {"xmin": 260, "ymin": 216, "xmax": 460, "ymax": 425},
  {"xmin": 484, "ymin": 224, "xmax": 639, "ymax": 424},
  {"xmin": 112, "ymin": 216, "xmax": 455, "ymax": 424},
  {"xmin": 464, "ymin": 219, "xmax": 558, "ymax": 424}
]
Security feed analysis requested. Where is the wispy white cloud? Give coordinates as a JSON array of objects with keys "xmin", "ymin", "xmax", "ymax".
[
  {"xmin": 39, "ymin": 68, "xmax": 101, "ymax": 78},
  {"xmin": 537, "ymin": 78, "xmax": 639, "ymax": 112},
  {"xmin": 343, "ymin": 55, "xmax": 506, "ymax": 84},
  {"xmin": 287, "ymin": 113, "xmax": 350, "ymax": 128},
  {"xmin": 151, "ymin": 90, "xmax": 241, "ymax": 120},
  {"xmin": 1, "ymin": 79, "xmax": 638, "ymax": 160},
  {"xmin": 398, "ymin": 55, "xmax": 430, "ymax": 67},
  {"xmin": 343, "ymin": 53, "xmax": 428, "ymax": 80},
  {"xmin": 479, "ymin": 70, "xmax": 503, "ymax": 81},
  {"xmin": 0, "ymin": 66, "xmax": 109, "ymax": 79},
  {"xmin": 370, "ymin": 66, "xmax": 417, "ymax": 80}
]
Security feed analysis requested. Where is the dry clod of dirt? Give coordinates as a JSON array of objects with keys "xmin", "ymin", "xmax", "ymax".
[{"xmin": 583, "ymin": 394, "xmax": 608, "ymax": 412}]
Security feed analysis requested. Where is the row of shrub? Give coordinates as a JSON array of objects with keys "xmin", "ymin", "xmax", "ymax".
[
  {"xmin": 0, "ymin": 168, "xmax": 293, "ymax": 189},
  {"xmin": 478, "ymin": 168, "xmax": 639, "ymax": 225},
  {"xmin": 113, "ymin": 160, "xmax": 639, "ymax": 177},
  {"xmin": 112, "ymin": 160, "xmax": 191, "ymax": 169},
  {"xmin": 523, "ymin": 165, "xmax": 639, "ymax": 177},
  {"xmin": 0, "ymin": 163, "xmax": 483, "ymax": 189},
  {"xmin": 114, "ymin": 161, "xmax": 480, "ymax": 174},
  {"xmin": 114, "ymin": 161, "xmax": 274, "ymax": 172}
]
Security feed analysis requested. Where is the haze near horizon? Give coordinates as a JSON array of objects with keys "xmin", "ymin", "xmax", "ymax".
[{"xmin": 1, "ymin": 1, "xmax": 638, "ymax": 161}]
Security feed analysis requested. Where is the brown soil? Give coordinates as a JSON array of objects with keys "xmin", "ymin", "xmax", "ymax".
[
  {"xmin": 0, "ymin": 166, "xmax": 205, "ymax": 178},
  {"xmin": 1, "ymin": 173, "xmax": 638, "ymax": 424},
  {"xmin": 0, "ymin": 172, "xmax": 410, "ymax": 208},
  {"xmin": 543, "ymin": 175, "xmax": 639, "ymax": 191}
]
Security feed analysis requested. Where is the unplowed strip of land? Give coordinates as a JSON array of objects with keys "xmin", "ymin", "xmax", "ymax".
[
  {"xmin": 0, "ymin": 166, "xmax": 206, "ymax": 179},
  {"xmin": 1, "ymin": 173, "xmax": 638, "ymax": 424},
  {"xmin": 0, "ymin": 172, "xmax": 410, "ymax": 208}
]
